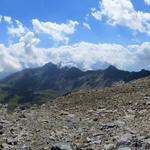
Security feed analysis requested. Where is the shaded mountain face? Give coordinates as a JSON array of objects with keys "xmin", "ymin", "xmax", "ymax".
[{"xmin": 0, "ymin": 62, "xmax": 150, "ymax": 105}]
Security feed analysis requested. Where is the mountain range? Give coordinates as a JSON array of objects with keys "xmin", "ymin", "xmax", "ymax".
[{"xmin": 0, "ymin": 62, "xmax": 150, "ymax": 107}]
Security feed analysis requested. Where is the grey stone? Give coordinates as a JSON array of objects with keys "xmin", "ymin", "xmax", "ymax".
[
  {"xmin": 51, "ymin": 143, "xmax": 73, "ymax": 150},
  {"xmin": 104, "ymin": 144, "xmax": 116, "ymax": 150},
  {"xmin": 118, "ymin": 147, "xmax": 131, "ymax": 150},
  {"xmin": 117, "ymin": 133, "xmax": 133, "ymax": 147}
]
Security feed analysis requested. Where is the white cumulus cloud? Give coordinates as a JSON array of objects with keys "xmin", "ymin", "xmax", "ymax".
[
  {"xmin": 32, "ymin": 19, "xmax": 79, "ymax": 44},
  {"xmin": 91, "ymin": 8, "xmax": 102, "ymax": 21},
  {"xmin": 1, "ymin": 38, "xmax": 150, "ymax": 72},
  {"xmin": 3, "ymin": 16, "xmax": 13, "ymax": 24},
  {"xmin": 1, "ymin": 16, "xmax": 150, "ymax": 72},
  {"xmin": 8, "ymin": 20, "xmax": 27, "ymax": 37},
  {"xmin": 144, "ymin": 0, "xmax": 150, "ymax": 5},
  {"xmin": 91, "ymin": 0, "xmax": 150, "ymax": 35},
  {"xmin": 0, "ymin": 44, "xmax": 22, "ymax": 72}
]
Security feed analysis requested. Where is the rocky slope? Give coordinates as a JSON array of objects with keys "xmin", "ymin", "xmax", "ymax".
[{"xmin": 1, "ymin": 77, "xmax": 150, "ymax": 150}]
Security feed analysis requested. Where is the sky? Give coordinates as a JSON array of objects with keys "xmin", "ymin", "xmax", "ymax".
[{"xmin": 1, "ymin": 0, "xmax": 150, "ymax": 72}]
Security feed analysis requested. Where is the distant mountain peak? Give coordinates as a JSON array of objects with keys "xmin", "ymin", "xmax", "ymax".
[
  {"xmin": 141, "ymin": 69, "xmax": 148, "ymax": 72},
  {"xmin": 105, "ymin": 65, "xmax": 118, "ymax": 71},
  {"xmin": 43, "ymin": 62, "xmax": 57, "ymax": 68}
]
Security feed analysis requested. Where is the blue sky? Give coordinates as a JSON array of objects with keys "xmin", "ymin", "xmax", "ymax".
[
  {"xmin": 1, "ymin": 0, "xmax": 150, "ymax": 72},
  {"xmin": 0, "ymin": 0, "xmax": 149, "ymax": 45}
]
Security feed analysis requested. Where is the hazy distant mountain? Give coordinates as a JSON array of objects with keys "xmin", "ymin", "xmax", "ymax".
[
  {"xmin": 0, "ymin": 72, "xmax": 13, "ymax": 79},
  {"xmin": 0, "ymin": 62, "xmax": 150, "ymax": 106}
]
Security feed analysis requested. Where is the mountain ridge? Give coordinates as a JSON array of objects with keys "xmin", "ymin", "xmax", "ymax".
[{"xmin": 0, "ymin": 62, "xmax": 150, "ymax": 105}]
